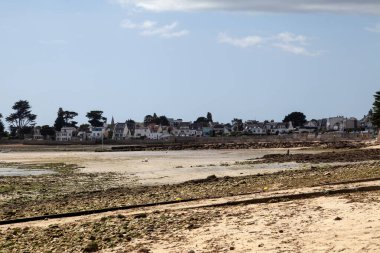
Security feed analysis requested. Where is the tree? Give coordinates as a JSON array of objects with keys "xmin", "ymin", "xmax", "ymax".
[
  {"xmin": 0, "ymin": 113, "xmax": 4, "ymax": 138},
  {"xmin": 231, "ymin": 118, "xmax": 243, "ymax": 132},
  {"xmin": 283, "ymin": 112, "xmax": 306, "ymax": 128},
  {"xmin": 54, "ymin": 108, "xmax": 65, "ymax": 131},
  {"xmin": 78, "ymin": 124, "xmax": 90, "ymax": 132},
  {"xmin": 158, "ymin": 116, "xmax": 170, "ymax": 126},
  {"xmin": 144, "ymin": 113, "xmax": 170, "ymax": 126},
  {"xmin": 144, "ymin": 114, "xmax": 153, "ymax": 126},
  {"xmin": 86, "ymin": 111, "xmax": 106, "ymax": 127},
  {"xmin": 126, "ymin": 119, "xmax": 136, "ymax": 136},
  {"xmin": 195, "ymin": 117, "xmax": 209, "ymax": 127},
  {"xmin": 207, "ymin": 112, "xmax": 213, "ymax": 123},
  {"xmin": 54, "ymin": 108, "xmax": 78, "ymax": 131},
  {"xmin": 372, "ymin": 91, "xmax": 380, "ymax": 128},
  {"xmin": 6, "ymin": 100, "xmax": 37, "ymax": 138},
  {"xmin": 63, "ymin": 111, "xmax": 78, "ymax": 127},
  {"xmin": 40, "ymin": 125, "xmax": 56, "ymax": 139}
]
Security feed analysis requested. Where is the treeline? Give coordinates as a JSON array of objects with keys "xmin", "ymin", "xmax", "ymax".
[
  {"xmin": 0, "ymin": 100, "xmax": 109, "ymax": 139},
  {"xmin": 0, "ymin": 100, "xmax": 216, "ymax": 139}
]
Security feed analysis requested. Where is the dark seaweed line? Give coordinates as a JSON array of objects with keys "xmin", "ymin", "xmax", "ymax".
[{"xmin": 197, "ymin": 185, "xmax": 380, "ymax": 209}]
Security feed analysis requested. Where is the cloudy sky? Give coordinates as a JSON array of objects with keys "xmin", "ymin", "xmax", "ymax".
[{"xmin": 0, "ymin": 0, "xmax": 379, "ymax": 126}]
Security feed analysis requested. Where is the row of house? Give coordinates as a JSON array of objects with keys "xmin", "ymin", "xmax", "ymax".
[
  {"xmin": 33, "ymin": 112, "xmax": 374, "ymax": 141},
  {"xmin": 52, "ymin": 126, "xmax": 107, "ymax": 141}
]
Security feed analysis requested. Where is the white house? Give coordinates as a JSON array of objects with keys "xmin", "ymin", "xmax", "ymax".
[
  {"xmin": 33, "ymin": 126, "xmax": 43, "ymax": 140},
  {"xmin": 134, "ymin": 124, "xmax": 151, "ymax": 138},
  {"xmin": 56, "ymin": 127, "xmax": 77, "ymax": 141},
  {"xmin": 112, "ymin": 123, "xmax": 129, "ymax": 140},
  {"xmin": 89, "ymin": 126, "xmax": 106, "ymax": 140}
]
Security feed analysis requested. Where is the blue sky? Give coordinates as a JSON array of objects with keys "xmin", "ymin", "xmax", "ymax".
[{"xmin": 0, "ymin": 0, "xmax": 379, "ymax": 126}]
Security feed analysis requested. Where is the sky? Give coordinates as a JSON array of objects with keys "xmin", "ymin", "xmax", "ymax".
[{"xmin": 0, "ymin": 0, "xmax": 379, "ymax": 127}]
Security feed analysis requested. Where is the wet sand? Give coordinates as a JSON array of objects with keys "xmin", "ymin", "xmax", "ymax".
[{"xmin": 0, "ymin": 148, "xmax": 316, "ymax": 185}]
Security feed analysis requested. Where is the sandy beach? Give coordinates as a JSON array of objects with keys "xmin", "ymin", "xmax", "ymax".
[{"xmin": 1, "ymin": 145, "xmax": 380, "ymax": 252}]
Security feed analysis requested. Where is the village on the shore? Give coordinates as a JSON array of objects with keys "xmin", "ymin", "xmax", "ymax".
[
  {"xmin": 0, "ymin": 99, "xmax": 377, "ymax": 142},
  {"xmin": 44, "ymin": 112, "xmax": 375, "ymax": 142}
]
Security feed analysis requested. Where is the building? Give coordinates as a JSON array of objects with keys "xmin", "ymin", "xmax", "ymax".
[
  {"xmin": 56, "ymin": 127, "xmax": 77, "ymax": 141},
  {"xmin": 33, "ymin": 126, "xmax": 43, "ymax": 140},
  {"xmin": 112, "ymin": 123, "xmax": 128, "ymax": 140},
  {"xmin": 326, "ymin": 116, "xmax": 345, "ymax": 131},
  {"xmin": 89, "ymin": 126, "xmax": 106, "ymax": 140}
]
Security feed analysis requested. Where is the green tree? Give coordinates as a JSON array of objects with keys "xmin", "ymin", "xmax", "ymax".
[
  {"xmin": 231, "ymin": 118, "xmax": 243, "ymax": 132},
  {"xmin": 6, "ymin": 100, "xmax": 37, "ymax": 138},
  {"xmin": 86, "ymin": 111, "xmax": 106, "ymax": 127},
  {"xmin": 63, "ymin": 111, "xmax": 78, "ymax": 127},
  {"xmin": 207, "ymin": 112, "xmax": 213, "ymax": 123},
  {"xmin": 283, "ymin": 112, "xmax": 307, "ymax": 128},
  {"xmin": 144, "ymin": 114, "xmax": 153, "ymax": 126},
  {"xmin": 55, "ymin": 108, "xmax": 78, "ymax": 131},
  {"xmin": 144, "ymin": 113, "xmax": 169, "ymax": 126},
  {"xmin": 79, "ymin": 124, "xmax": 90, "ymax": 132},
  {"xmin": 40, "ymin": 125, "xmax": 56, "ymax": 139},
  {"xmin": 126, "ymin": 119, "xmax": 136, "ymax": 136},
  {"xmin": 54, "ymin": 108, "xmax": 65, "ymax": 131},
  {"xmin": 158, "ymin": 115, "xmax": 169, "ymax": 126},
  {"xmin": 195, "ymin": 116, "xmax": 209, "ymax": 127},
  {"xmin": 372, "ymin": 91, "xmax": 380, "ymax": 128},
  {"xmin": 0, "ymin": 113, "xmax": 4, "ymax": 138}
]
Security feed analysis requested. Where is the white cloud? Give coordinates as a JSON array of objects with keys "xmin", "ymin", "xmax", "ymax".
[
  {"xmin": 218, "ymin": 33, "xmax": 264, "ymax": 48},
  {"xmin": 114, "ymin": 0, "xmax": 380, "ymax": 15},
  {"xmin": 275, "ymin": 32, "xmax": 307, "ymax": 45},
  {"xmin": 219, "ymin": 32, "xmax": 321, "ymax": 56},
  {"xmin": 120, "ymin": 19, "xmax": 189, "ymax": 38},
  {"xmin": 273, "ymin": 43, "xmax": 320, "ymax": 56},
  {"xmin": 365, "ymin": 23, "xmax": 380, "ymax": 33}
]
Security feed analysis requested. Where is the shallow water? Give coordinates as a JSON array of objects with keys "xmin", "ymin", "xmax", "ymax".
[{"xmin": 0, "ymin": 168, "xmax": 55, "ymax": 176}]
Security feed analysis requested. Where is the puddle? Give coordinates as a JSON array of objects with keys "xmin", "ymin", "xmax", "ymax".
[{"xmin": 0, "ymin": 168, "xmax": 55, "ymax": 176}]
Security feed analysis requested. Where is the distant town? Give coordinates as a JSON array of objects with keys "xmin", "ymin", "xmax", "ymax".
[
  {"xmin": 50, "ymin": 112, "xmax": 376, "ymax": 142},
  {"xmin": 0, "ymin": 99, "xmax": 377, "ymax": 142}
]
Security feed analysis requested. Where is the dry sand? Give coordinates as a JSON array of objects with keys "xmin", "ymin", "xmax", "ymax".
[{"xmin": 137, "ymin": 193, "xmax": 380, "ymax": 253}]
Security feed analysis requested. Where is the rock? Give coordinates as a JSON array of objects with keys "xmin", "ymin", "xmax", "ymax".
[
  {"xmin": 83, "ymin": 241, "xmax": 99, "ymax": 252},
  {"xmin": 187, "ymin": 223, "xmax": 200, "ymax": 230},
  {"xmin": 138, "ymin": 248, "xmax": 151, "ymax": 253},
  {"xmin": 134, "ymin": 213, "xmax": 148, "ymax": 219},
  {"xmin": 279, "ymin": 229, "xmax": 284, "ymax": 233},
  {"xmin": 258, "ymin": 243, "xmax": 264, "ymax": 247},
  {"xmin": 334, "ymin": 217, "xmax": 342, "ymax": 221},
  {"xmin": 188, "ymin": 250, "xmax": 196, "ymax": 253},
  {"xmin": 117, "ymin": 214, "xmax": 126, "ymax": 219},
  {"xmin": 230, "ymin": 246, "xmax": 235, "ymax": 250}
]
